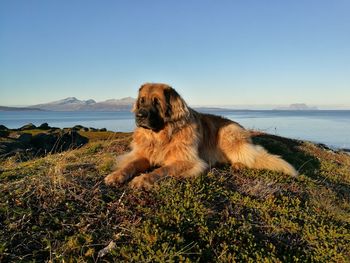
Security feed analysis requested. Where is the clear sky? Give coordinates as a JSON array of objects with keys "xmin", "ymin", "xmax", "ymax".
[{"xmin": 0, "ymin": 0, "xmax": 349, "ymax": 108}]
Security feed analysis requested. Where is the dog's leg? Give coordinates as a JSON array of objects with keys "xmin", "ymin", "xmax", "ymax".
[
  {"xmin": 129, "ymin": 159, "xmax": 207, "ymax": 189},
  {"xmin": 104, "ymin": 157, "xmax": 150, "ymax": 185}
]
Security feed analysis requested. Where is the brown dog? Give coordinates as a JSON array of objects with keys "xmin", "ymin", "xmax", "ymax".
[{"xmin": 104, "ymin": 83, "xmax": 297, "ymax": 189}]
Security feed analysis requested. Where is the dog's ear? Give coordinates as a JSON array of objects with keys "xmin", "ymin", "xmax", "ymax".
[{"xmin": 164, "ymin": 87, "xmax": 190, "ymax": 122}]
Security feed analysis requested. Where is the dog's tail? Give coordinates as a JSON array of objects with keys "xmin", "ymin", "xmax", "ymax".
[{"xmin": 233, "ymin": 143, "xmax": 298, "ymax": 176}]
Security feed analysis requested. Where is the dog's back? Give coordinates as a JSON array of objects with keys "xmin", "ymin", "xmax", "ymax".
[{"xmin": 194, "ymin": 109, "xmax": 298, "ymax": 176}]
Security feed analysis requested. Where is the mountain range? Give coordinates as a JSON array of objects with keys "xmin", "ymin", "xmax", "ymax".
[
  {"xmin": 29, "ymin": 97, "xmax": 136, "ymax": 111},
  {"xmin": 0, "ymin": 99, "xmax": 326, "ymax": 112}
]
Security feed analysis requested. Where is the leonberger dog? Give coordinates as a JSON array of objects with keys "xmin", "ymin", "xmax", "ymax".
[{"xmin": 105, "ymin": 83, "xmax": 297, "ymax": 189}]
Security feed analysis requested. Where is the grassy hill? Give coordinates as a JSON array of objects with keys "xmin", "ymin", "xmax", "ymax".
[{"xmin": 0, "ymin": 131, "xmax": 349, "ymax": 262}]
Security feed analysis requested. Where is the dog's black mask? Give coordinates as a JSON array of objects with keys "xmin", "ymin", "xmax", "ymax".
[{"xmin": 135, "ymin": 103, "xmax": 165, "ymax": 132}]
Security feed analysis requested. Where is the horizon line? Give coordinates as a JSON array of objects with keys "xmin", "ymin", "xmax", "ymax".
[{"xmin": 1, "ymin": 103, "xmax": 350, "ymax": 110}]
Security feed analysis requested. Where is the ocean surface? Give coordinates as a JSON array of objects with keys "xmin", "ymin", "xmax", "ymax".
[{"xmin": 1, "ymin": 110, "xmax": 349, "ymax": 149}]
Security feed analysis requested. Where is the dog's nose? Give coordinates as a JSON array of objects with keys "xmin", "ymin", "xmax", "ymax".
[{"xmin": 137, "ymin": 109, "xmax": 148, "ymax": 118}]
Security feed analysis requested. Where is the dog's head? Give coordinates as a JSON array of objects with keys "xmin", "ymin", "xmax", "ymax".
[{"xmin": 133, "ymin": 83, "xmax": 190, "ymax": 131}]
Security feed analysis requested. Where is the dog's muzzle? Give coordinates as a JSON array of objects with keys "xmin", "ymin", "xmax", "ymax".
[
  {"xmin": 135, "ymin": 108, "xmax": 151, "ymax": 129},
  {"xmin": 136, "ymin": 109, "xmax": 148, "ymax": 119},
  {"xmin": 135, "ymin": 108, "xmax": 164, "ymax": 131}
]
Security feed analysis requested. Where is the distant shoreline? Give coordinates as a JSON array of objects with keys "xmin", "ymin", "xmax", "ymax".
[
  {"xmin": 0, "ymin": 106, "xmax": 44, "ymax": 112},
  {"xmin": 1, "ymin": 109, "xmax": 350, "ymax": 150},
  {"xmin": 2, "ymin": 106, "xmax": 350, "ymax": 112}
]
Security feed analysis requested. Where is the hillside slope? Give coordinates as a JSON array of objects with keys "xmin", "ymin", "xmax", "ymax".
[{"xmin": 0, "ymin": 131, "xmax": 349, "ymax": 262}]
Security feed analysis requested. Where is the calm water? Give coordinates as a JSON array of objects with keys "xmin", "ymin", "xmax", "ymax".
[{"xmin": 1, "ymin": 110, "xmax": 349, "ymax": 149}]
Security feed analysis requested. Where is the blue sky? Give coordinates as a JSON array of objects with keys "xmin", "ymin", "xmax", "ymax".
[{"xmin": 0, "ymin": 0, "xmax": 349, "ymax": 108}]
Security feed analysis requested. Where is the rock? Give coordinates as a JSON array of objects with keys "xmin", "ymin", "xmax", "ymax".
[
  {"xmin": 99, "ymin": 128, "xmax": 107, "ymax": 132},
  {"xmin": 18, "ymin": 133, "xmax": 32, "ymax": 143},
  {"xmin": 60, "ymin": 130, "xmax": 89, "ymax": 150},
  {"xmin": 31, "ymin": 133, "xmax": 58, "ymax": 153},
  {"xmin": 72, "ymin": 126, "xmax": 88, "ymax": 132},
  {"xmin": 0, "ymin": 140, "xmax": 24, "ymax": 159},
  {"xmin": 0, "ymin": 125, "xmax": 8, "ymax": 130},
  {"xmin": 73, "ymin": 125, "xmax": 85, "ymax": 130},
  {"xmin": 31, "ymin": 130, "xmax": 88, "ymax": 154},
  {"xmin": 20, "ymin": 123, "xmax": 37, "ymax": 131},
  {"xmin": 89, "ymin": 127, "xmax": 98, "ymax": 132},
  {"xmin": 38, "ymin": 123, "xmax": 50, "ymax": 130},
  {"xmin": 0, "ymin": 130, "xmax": 10, "ymax": 137},
  {"xmin": 340, "ymin": 148, "xmax": 350, "ymax": 154},
  {"xmin": 0, "ymin": 144, "xmax": 6, "ymax": 156},
  {"xmin": 48, "ymin": 127, "xmax": 60, "ymax": 132},
  {"xmin": 0, "ymin": 125, "xmax": 90, "ymax": 159}
]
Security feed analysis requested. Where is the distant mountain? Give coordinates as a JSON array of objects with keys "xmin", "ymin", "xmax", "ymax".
[
  {"xmin": 30, "ymin": 97, "xmax": 135, "ymax": 111},
  {"xmin": 86, "ymin": 97, "xmax": 135, "ymax": 111},
  {"xmin": 0, "ymin": 106, "xmax": 44, "ymax": 111},
  {"xmin": 274, "ymin": 103, "xmax": 318, "ymax": 111},
  {"xmin": 31, "ymin": 97, "xmax": 96, "ymax": 111}
]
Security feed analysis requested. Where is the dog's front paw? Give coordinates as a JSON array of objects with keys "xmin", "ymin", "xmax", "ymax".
[
  {"xmin": 104, "ymin": 171, "xmax": 127, "ymax": 186},
  {"xmin": 129, "ymin": 174, "xmax": 153, "ymax": 190}
]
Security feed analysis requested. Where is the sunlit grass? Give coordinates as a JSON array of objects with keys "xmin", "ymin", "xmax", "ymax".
[{"xmin": 0, "ymin": 133, "xmax": 349, "ymax": 262}]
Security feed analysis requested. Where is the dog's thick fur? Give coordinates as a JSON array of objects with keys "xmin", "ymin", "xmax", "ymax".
[{"xmin": 105, "ymin": 83, "xmax": 297, "ymax": 189}]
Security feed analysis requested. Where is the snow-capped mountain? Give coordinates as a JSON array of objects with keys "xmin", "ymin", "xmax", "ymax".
[{"xmin": 31, "ymin": 97, "xmax": 135, "ymax": 111}]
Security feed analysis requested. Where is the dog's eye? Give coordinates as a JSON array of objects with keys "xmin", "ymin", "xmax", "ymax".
[
  {"xmin": 153, "ymin": 98, "xmax": 159, "ymax": 105},
  {"xmin": 139, "ymin": 97, "xmax": 145, "ymax": 104}
]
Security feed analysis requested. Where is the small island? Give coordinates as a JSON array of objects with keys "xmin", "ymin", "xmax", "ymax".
[{"xmin": 273, "ymin": 103, "xmax": 318, "ymax": 110}]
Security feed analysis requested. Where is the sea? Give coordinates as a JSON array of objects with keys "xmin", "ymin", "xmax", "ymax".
[{"xmin": 1, "ymin": 109, "xmax": 349, "ymax": 150}]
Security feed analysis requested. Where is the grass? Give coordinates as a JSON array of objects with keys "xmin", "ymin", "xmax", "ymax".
[{"xmin": 0, "ymin": 132, "xmax": 349, "ymax": 262}]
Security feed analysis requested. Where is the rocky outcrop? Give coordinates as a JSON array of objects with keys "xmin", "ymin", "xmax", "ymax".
[
  {"xmin": 0, "ymin": 124, "xmax": 89, "ymax": 159},
  {"xmin": 0, "ymin": 130, "xmax": 9, "ymax": 137},
  {"xmin": 19, "ymin": 123, "xmax": 37, "ymax": 131},
  {"xmin": 0, "ymin": 125, "xmax": 9, "ymax": 137},
  {"xmin": 38, "ymin": 123, "xmax": 50, "ymax": 130},
  {"xmin": 0, "ymin": 125, "xmax": 8, "ymax": 130}
]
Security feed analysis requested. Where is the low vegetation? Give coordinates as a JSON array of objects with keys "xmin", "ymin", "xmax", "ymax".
[{"xmin": 0, "ymin": 130, "xmax": 349, "ymax": 262}]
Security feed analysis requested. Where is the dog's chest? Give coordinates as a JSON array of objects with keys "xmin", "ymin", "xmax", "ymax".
[
  {"xmin": 133, "ymin": 126, "xmax": 199, "ymax": 166},
  {"xmin": 134, "ymin": 130, "xmax": 171, "ymax": 165}
]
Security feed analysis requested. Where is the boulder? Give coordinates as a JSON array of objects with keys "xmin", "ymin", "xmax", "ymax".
[
  {"xmin": 0, "ymin": 125, "xmax": 8, "ymax": 130},
  {"xmin": 38, "ymin": 123, "xmax": 50, "ymax": 130},
  {"xmin": 73, "ymin": 125, "xmax": 85, "ymax": 130},
  {"xmin": 0, "ymin": 140, "xmax": 24, "ymax": 159},
  {"xmin": 31, "ymin": 133, "xmax": 58, "ymax": 153},
  {"xmin": 99, "ymin": 128, "xmax": 107, "ymax": 132},
  {"xmin": 31, "ymin": 130, "xmax": 88, "ymax": 154},
  {"xmin": 0, "ymin": 130, "xmax": 10, "ymax": 137},
  {"xmin": 18, "ymin": 133, "xmax": 32, "ymax": 143},
  {"xmin": 59, "ymin": 130, "xmax": 89, "ymax": 150},
  {"xmin": 48, "ymin": 127, "xmax": 60, "ymax": 132},
  {"xmin": 0, "ymin": 126, "xmax": 89, "ymax": 159},
  {"xmin": 20, "ymin": 123, "xmax": 37, "ymax": 131}
]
